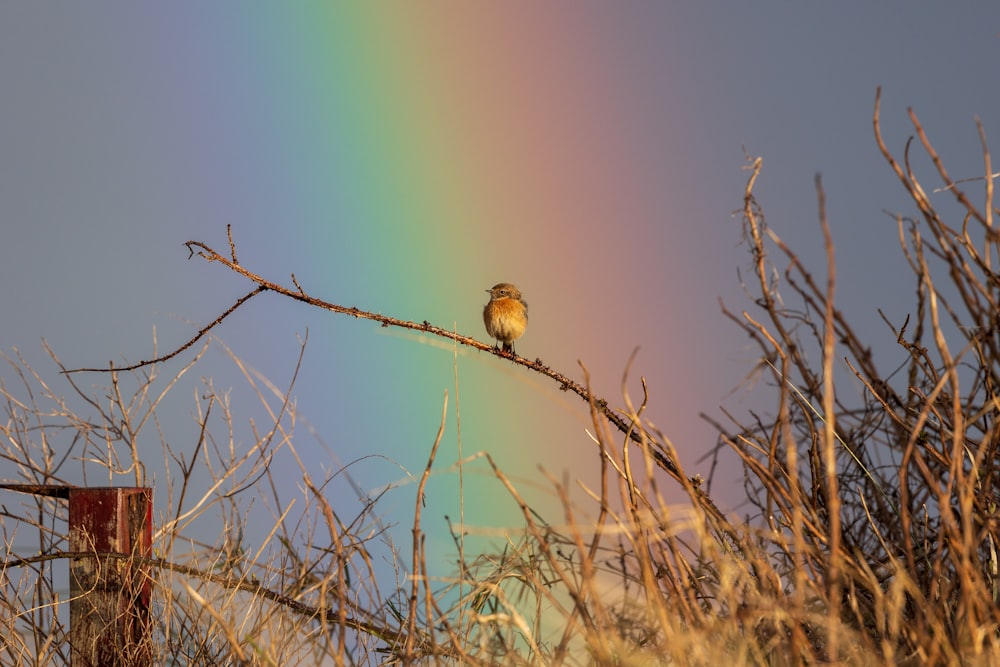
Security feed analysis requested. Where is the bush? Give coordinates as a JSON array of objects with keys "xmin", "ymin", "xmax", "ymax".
[{"xmin": 2, "ymin": 88, "xmax": 999, "ymax": 665}]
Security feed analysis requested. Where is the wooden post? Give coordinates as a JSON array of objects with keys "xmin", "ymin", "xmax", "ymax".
[
  {"xmin": 68, "ymin": 487, "xmax": 153, "ymax": 667},
  {"xmin": 0, "ymin": 484, "xmax": 153, "ymax": 665}
]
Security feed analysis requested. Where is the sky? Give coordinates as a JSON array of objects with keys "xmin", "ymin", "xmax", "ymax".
[{"xmin": 2, "ymin": 3, "xmax": 999, "ymax": 594}]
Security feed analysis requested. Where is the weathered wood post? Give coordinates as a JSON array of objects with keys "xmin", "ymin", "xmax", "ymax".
[
  {"xmin": 68, "ymin": 487, "xmax": 153, "ymax": 667},
  {"xmin": 0, "ymin": 485, "xmax": 153, "ymax": 666}
]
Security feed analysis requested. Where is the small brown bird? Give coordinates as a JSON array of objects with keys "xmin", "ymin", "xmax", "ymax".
[{"xmin": 483, "ymin": 282, "xmax": 528, "ymax": 355}]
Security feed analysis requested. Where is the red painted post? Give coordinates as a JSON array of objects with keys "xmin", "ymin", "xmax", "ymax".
[
  {"xmin": 68, "ymin": 487, "xmax": 153, "ymax": 667},
  {"xmin": 0, "ymin": 484, "xmax": 154, "ymax": 665}
]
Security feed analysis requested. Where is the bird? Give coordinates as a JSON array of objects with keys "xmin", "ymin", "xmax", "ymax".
[{"xmin": 483, "ymin": 282, "xmax": 528, "ymax": 355}]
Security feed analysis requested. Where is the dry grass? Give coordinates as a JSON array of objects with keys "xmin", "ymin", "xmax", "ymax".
[{"xmin": 3, "ymin": 88, "xmax": 1000, "ymax": 664}]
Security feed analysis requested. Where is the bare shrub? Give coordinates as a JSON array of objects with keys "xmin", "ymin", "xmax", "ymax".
[{"xmin": 3, "ymin": 88, "xmax": 999, "ymax": 664}]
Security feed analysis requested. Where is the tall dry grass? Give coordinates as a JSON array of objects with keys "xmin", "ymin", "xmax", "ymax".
[{"xmin": 3, "ymin": 88, "xmax": 1000, "ymax": 664}]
